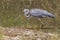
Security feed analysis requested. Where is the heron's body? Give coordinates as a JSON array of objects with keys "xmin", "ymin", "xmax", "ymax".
[
  {"xmin": 23, "ymin": 8, "xmax": 55, "ymax": 27},
  {"xmin": 23, "ymin": 8, "xmax": 55, "ymax": 18},
  {"xmin": 29, "ymin": 9, "xmax": 55, "ymax": 18}
]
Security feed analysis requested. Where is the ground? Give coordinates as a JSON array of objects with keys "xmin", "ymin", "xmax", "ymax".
[{"xmin": 0, "ymin": 26, "xmax": 59, "ymax": 40}]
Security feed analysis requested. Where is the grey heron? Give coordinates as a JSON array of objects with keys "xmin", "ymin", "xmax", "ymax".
[{"xmin": 23, "ymin": 8, "xmax": 55, "ymax": 27}]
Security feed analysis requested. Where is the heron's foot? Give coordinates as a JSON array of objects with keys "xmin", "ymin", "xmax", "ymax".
[
  {"xmin": 42, "ymin": 24, "xmax": 44, "ymax": 26},
  {"xmin": 41, "ymin": 24, "xmax": 44, "ymax": 29}
]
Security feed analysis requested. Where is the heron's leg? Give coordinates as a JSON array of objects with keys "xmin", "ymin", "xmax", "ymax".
[{"xmin": 38, "ymin": 19, "xmax": 44, "ymax": 28}]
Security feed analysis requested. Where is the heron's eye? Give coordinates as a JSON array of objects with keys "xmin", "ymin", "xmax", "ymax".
[{"xmin": 25, "ymin": 10, "xmax": 29, "ymax": 12}]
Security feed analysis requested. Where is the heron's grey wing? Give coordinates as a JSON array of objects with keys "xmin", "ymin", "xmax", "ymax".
[
  {"xmin": 30, "ymin": 9, "xmax": 55, "ymax": 18},
  {"xmin": 30, "ymin": 9, "xmax": 48, "ymax": 18}
]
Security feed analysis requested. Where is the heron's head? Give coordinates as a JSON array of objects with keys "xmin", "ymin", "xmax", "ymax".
[
  {"xmin": 23, "ymin": 9, "xmax": 30, "ymax": 19},
  {"xmin": 23, "ymin": 9, "xmax": 29, "ymax": 14}
]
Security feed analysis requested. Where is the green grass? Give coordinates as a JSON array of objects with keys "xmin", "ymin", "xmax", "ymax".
[
  {"xmin": 0, "ymin": 0, "xmax": 60, "ymax": 29},
  {"xmin": 0, "ymin": 34, "xmax": 3, "ymax": 40}
]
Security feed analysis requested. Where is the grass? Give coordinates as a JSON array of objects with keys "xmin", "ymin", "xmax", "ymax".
[
  {"xmin": 0, "ymin": 34, "xmax": 3, "ymax": 40},
  {"xmin": 0, "ymin": 0, "xmax": 60, "ymax": 30}
]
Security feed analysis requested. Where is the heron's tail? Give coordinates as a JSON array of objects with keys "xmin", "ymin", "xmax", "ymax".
[
  {"xmin": 47, "ymin": 13, "xmax": 55, "ymax": 18},
  {"xmin": 49, "ymin": 15, "xmax": 55, "ymax": 18}
]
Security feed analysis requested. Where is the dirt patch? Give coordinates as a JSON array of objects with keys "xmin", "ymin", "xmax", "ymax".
[{"xmin": 0, "ymin": 26, "xmax": 59, "ymax": 40}]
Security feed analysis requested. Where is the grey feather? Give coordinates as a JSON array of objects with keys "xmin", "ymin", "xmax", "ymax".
[{"xmin": 23, "ymin": 8, "xmax": 55, "ymax": 18}]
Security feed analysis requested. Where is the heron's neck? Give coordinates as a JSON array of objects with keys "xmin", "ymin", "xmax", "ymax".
[{"xmin": 24, "ymin": 13, "xmax": 30, "ymax": 18}]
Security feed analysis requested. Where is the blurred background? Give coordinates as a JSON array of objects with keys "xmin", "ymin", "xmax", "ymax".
[{"xmin": 0, "ymin": 0, "xmax": 60, "ymax": 29}]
